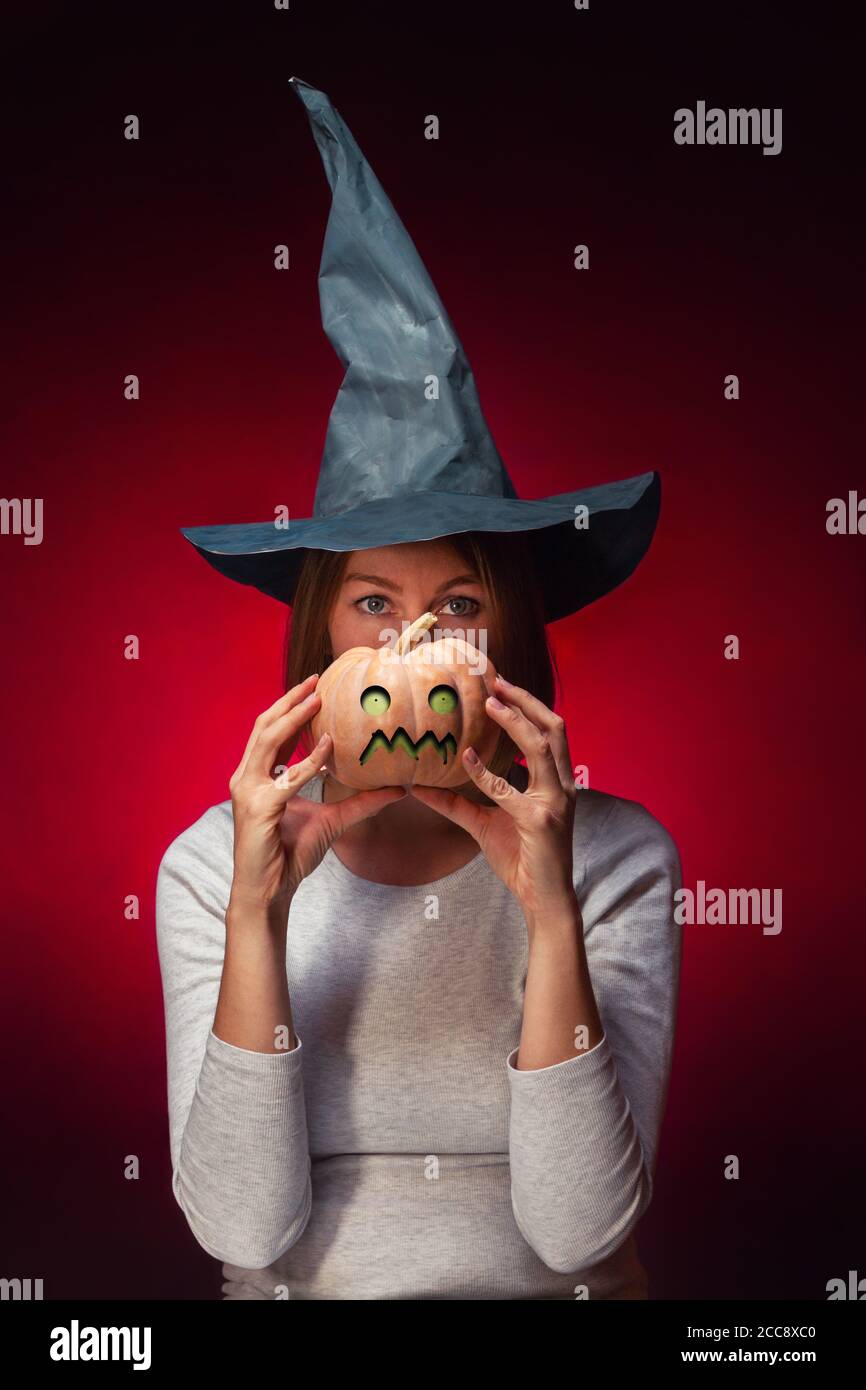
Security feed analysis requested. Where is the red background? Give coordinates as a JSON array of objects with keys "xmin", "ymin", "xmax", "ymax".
[{"xmin": 2, "ymin": 1, "xmax": 863, "ymax": 1299}]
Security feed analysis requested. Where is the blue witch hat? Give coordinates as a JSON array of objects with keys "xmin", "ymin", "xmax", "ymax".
[{"xmin": 180, "ymin": 75, "xmax": 661, "ymax": 624}]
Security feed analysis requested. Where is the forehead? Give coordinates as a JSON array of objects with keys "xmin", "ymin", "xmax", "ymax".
[{"xmin": 342, "ymin": 540, "xmax": 479, "ymax": 583}]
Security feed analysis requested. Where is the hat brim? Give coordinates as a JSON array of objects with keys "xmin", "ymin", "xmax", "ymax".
[{"xmin": 180, "ymin": 470, "xmax": 660, "ymax": 625}]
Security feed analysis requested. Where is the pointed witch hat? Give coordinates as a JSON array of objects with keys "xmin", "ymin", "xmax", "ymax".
[{"xmin": 180, "ymin": 76, "xmax": 661, "ymax": 625}]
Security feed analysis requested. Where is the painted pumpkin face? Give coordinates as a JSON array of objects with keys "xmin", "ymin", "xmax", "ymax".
[{"xmin": 310, "ymin": 612, "xmax": 499, "ymax": 789}]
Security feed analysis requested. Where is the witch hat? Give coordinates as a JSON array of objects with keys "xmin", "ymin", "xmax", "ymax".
[{"xmin": 180, "ymin": 76, "xmax": 661, "ymax": 625}]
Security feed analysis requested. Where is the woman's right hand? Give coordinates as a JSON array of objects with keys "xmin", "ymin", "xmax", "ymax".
[{"xmin": 227, "ymin": 672, "xmax": 406, "ymax": 914}]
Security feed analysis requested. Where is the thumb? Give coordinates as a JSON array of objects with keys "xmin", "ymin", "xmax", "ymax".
[
  {"xmin": 327, "ymin": 785, "xmax": 408, "ymax": 834},
  {"xmin": 408, "ymin": 784, "xmax": 486, "ymax": 842}
]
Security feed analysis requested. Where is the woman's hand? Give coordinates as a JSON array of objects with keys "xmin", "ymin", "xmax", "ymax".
[
  {"xmin": 228, "ymin": 673, "xmax": 407, "ymax": 913},
  {"xmin": 408, "ymin": 674, "xmax": 578, "ymax": 915}
]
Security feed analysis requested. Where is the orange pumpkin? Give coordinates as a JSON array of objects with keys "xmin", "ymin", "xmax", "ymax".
[{"xmin": 310, "ymin": 612, "xmax": 500, "ymax": 788}]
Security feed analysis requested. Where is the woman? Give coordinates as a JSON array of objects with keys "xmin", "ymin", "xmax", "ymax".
[{"xmin": 155, "ymin": 77, "xmax": 682, "ymax": 1300}]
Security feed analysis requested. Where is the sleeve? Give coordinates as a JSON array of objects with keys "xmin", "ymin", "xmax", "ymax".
[
  {"xmin": 155, "ymin": 807, "xmax": 313, "ymax": 1269},
  {"xmin": 505, "ymin": 794, "xmax": 682, "ymax": 1274}
]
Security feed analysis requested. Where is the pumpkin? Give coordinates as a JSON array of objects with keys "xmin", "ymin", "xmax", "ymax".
[{"xmin": 310, "ymin": 612, "xmax": 500, "ymax": 789}]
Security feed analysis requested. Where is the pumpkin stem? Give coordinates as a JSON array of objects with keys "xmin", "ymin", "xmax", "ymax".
[{"xmin": 394, "ymin": 611, "xmax": 438, "ymax": 658}]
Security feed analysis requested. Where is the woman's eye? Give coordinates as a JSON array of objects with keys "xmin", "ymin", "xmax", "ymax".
[
  {"xmin": 439, "ymin": 596, "xmax": 480, "ymax": 617},
  {"xmin": 355, "ymin": 595, "xmax": 390, "ymax": 616}
]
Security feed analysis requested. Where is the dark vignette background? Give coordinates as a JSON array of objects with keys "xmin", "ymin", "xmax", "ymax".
[{"xmin": 1, "ymin": 1, "xmax": 863, "ymax": 1300}]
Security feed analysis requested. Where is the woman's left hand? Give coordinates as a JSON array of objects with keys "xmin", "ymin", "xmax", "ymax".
[{"xmin": 408, "ymin": 674, "xmax": 578, "ymax": 915}]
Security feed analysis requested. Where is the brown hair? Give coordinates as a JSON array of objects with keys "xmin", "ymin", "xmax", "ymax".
[{"xmin": 284, "ymin": 531, "xmax": 561, "ymax": 780}]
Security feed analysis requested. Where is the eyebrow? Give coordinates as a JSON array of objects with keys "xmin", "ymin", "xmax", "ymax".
[{"xmin": 342, "ymin": 572, "xmax": 481, "ymax": 595}]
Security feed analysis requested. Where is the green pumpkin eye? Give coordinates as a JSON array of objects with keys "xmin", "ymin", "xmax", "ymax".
[
  {"xmin": 428, "ymin": 684, "xmax": 458, "ymax": 714},
  {"xmin": 360, "ymin": 685, "xmax": 391, "ymax": 714}
]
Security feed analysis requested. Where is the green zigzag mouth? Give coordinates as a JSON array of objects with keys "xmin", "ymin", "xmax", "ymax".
[{"xmin": 359, "ymin": 727, "xmax": 459, "ymax": 766}]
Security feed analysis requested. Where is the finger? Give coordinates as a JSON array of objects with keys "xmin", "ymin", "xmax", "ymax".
[
  {"xmin": 234, "ymin": 674, "xmax": 320, "ymax": 780},
  {"xmin": 406, "ymin": 783, "xmax": 490, "ymax": 841},
  {"xmin": 243, "ymin": 688, "xmax": 323, "ymax": 782},
  {"xmin": 492, "ymin": 677, "xmax": 573, "ymax": 788},
  {"xmin": 484, "ymin": 694, "xmax": 561, "ymax": 794},
  {"xmin": 462, "ymin": 745, "xmax": 529, "ymax": 815},
  {"xmin": 264, "ymin": 671, "xmax": 320, "ymax": 723},
  {"xmin": 326, "ymin": 785, "xmax": 409, "ymax": 835},
  {"xmin": 269, "ymin": 731, "xmax": 333, "ymax": 799}
]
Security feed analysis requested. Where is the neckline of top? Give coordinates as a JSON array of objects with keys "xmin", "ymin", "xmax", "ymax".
[{"xmin": 308, "ymin": 764, "xmax": 527, "ymax": 894}]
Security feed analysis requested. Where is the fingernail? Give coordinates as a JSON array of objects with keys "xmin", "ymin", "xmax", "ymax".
[
  {"xmin": 487, "ymin": 695, "xmax": 507, "ymax": 710},
  {"xmin": 465, "ymin": 747, "xmax": 479, "ymax": 764}
]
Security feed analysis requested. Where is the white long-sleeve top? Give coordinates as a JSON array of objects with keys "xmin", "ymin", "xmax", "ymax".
[{"xmin": 155, "ymin": 763, "xmax": 682, "ymax": 1300}]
